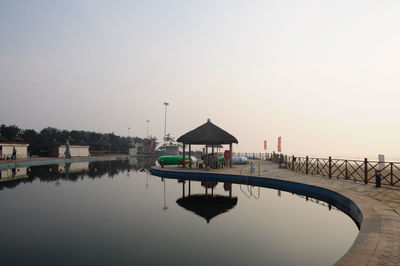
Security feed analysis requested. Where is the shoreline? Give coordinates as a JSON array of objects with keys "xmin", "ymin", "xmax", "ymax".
[{"xmin": 0, "ymin": 154, "xmax": 157, "ymax": 170}]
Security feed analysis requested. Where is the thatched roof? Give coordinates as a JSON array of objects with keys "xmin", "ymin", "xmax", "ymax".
[{"xmin": 177, "ymin": 119, "xmax": 238, "ymax": 145}]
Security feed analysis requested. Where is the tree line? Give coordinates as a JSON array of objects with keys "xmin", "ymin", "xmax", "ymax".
[{"xmin": 0, "ymin": 124, "xmax": 158, "ymax": 156}]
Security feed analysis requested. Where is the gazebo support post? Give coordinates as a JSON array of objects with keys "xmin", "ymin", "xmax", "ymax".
[
  {"xmin": 205, "ymin": 145, "xmax": 208, "ymax": 166},
  {"xmin": 229, "ymin": 143, "xmax": 233, "ymax": 168},
  {"xmin": 212, "ymin": 145, "xmax": 214, "ymax": 168},
  {"xmin": 188, "ymin": 144, "xmax": 191, "ymax": 168},
  {"xmin": 182, "ymin": 143, "xmax": 186, "ymax": 168}
]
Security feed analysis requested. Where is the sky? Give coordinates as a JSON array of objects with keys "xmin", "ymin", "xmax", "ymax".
[{"xmin": 1, "ymin": 1, "xmax": 400, "ymax": 160}]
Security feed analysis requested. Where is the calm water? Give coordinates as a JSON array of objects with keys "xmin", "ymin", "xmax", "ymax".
[{"xmin": 0, "ymin": 159, "xmax": 358, "ymax": 266}]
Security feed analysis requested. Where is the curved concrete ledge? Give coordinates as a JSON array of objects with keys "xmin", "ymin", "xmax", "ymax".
[{"xmin": 150, "ymin": 165, "xmax": 400, "ymax": 265}]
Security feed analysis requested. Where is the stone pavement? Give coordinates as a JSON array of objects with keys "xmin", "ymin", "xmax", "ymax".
[{"xmin": 157, "ymin": 161, "xmax": 400, "ymax": 265}]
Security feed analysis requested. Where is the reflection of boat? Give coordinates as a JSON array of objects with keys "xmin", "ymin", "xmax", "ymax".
[
  {"xmin": 157, "ymin": 156, "xmax": 193, "ymax": 165},
  {"xmin": 176, "ymin": 195, "xmax": 238, "ymax": 223}
]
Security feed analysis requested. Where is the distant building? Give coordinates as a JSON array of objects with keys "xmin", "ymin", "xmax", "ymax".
[
  {"xmin": 90, "ymin": 138, "xmax": 111, "ymax": 156},
  {"xmin": 48, "ymin": 139, "xmax": 89, "ymax": 158},
  {"xmin": 129, "ymin": 146, "xmax": 137, "ymax": 156},
  {"xmin": 0, "ymin": 137, "xmax": 29, "ymax": 159},
  {"xmin": 165, "ymin": 145, "xmax": 179, "ymax": 155},
  {"xmin": 58, "ymin": 145, "xmax": 89, "ymax": 158}
]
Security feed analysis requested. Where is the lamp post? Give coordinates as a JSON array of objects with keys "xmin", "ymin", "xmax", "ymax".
[
  {"xmin": 146, "ymin": 120, "xmax": 150, "ymax": 138},
  {"xmin": 163, "ymin": 102, "xmax": 169, "ymax": 148},
  {"xmin": 128, "ymin": 127, "xmax": 131, "ymax": 139}
]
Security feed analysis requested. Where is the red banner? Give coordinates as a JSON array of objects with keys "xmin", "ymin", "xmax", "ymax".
[
  {"xmin": 264, "ymin": 140, "xmax": 267, "ymax": 150},
  {"xmin": 277, "ymin": 137, "xmax": 281, "ymax": 152}
]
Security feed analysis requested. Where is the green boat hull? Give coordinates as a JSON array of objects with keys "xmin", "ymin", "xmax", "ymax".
[{"xmin": 158, "ymin": 156, "xmax": 192, "ymax": 165}]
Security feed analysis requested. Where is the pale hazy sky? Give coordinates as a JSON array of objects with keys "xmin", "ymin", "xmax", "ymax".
[{"xmin": 1, "ymin": 1, "xmax": 400, "ymax": 159}]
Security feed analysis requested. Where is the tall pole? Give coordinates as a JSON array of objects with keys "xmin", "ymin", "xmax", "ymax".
[
  {"xmin": 128, "ymin": 127, "xmax": 130, "ymax": 139},
  {"xmin": 163, "ymin": 102, "xmax": 169, "ymax": 148},
  {"xmin": 146, "ymin": 120, "xmax": 150, "ymax": 138}
]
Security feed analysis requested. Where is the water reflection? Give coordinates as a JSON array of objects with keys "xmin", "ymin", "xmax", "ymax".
[
  {"xmin": 0, "ymin": 159, "xmax": 359, "ymax": 266},
  {"xmin": 176, "ymin": 180, "xmax": 237, "ymax": 223},
  {"xmin": 0, "ymin": 157, "xmax": 157, "ymax": 190},
  {"xmin": 0, "ymin": 167, "xmax": 28, "ymax": 182}
]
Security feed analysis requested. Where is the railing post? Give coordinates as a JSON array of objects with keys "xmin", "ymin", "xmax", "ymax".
[
  {"xmin": 328, "ymin": 156, "xmax": 332, "ymax": 178},
  {"xmin": 306, "ymin": 156, "xmax": 309, "ymax": 175},
  {"xmin": 345, "ymin": 160, "xmax": 348, "ymax": 179},
  {"xmin": 292, "ymin": 155, "xmax": 295, "ymax": 171},
  {"xmin": 375, "ymin": 170, "xmax": 381, "ymax": 188},
  {"xmin": 364, "ymin": 158, "xmax": 368, "ymax": 184},
  {"xmin": 390, "ymin": 163, "xmax": 393, "ymax": 185}
]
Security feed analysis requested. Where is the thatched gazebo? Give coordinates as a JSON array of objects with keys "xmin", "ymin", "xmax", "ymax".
[{"xmin": 176, "ymin": 119, "xmax": 238, "ymax": 168}]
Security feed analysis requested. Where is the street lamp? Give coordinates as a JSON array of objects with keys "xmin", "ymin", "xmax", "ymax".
[
  {"xmin": 146, "ymin": 120, "xmax": 150, "ymax": 138},
  {"xmin": 128, "ymin": 127, "xmax": 131, "ymax": 139},
  {"xmin": 163, "ymin": 102, "xmax": 169, "ymax": 148}
]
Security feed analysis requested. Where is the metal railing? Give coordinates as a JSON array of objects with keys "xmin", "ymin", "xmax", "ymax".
[{"xmin": 276, "ymin": 155, "xmax": 400, "ymax": 187}]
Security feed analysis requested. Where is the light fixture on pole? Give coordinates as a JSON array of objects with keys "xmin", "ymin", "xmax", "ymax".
[
  {"xmin": 163, "ymin": 102, "xmax": 169, "ymax": 148},
  {"xmin": 146, "ymin": 120, "xmax": 150, "ymax": 138}
]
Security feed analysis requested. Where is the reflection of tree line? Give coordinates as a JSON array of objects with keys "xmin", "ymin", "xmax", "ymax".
[{"xmin": 0, "ymin": 158, "xmax": 156, "ymax": 190}]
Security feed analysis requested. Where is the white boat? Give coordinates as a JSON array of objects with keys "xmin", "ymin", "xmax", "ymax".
[{"xmin": 232, "ymin": 156, "xmax": 248, "ymax": 164}]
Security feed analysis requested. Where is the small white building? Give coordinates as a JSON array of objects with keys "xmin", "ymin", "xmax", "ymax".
[
  {"xmin": 58, "ymin": 145, "xmax": 90, "ymax": 158},
  {"xmin": 129, "ymin": 146, "xmax": 138, "ymax": 156},
  {"xmin": 0, "ymin": 141, "xmax": 29, "ymax": 159}
]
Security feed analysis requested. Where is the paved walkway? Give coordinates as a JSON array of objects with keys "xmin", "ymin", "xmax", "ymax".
[{"xmin": 155, "ymin": 161, "xmax": 400, "ymax": 265}]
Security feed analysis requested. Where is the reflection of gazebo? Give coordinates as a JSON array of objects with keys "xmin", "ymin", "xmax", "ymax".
[
  {"xmin": 177, "ymin": 195, "xmax": 238, "ymax": 223},
  {"xmin": 177, "ymin": 119, "xmax": 238, "ymax": 168},
  {"xmin": 176, "ymin": 180, "xmax": 236, "ymax": 223}
]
